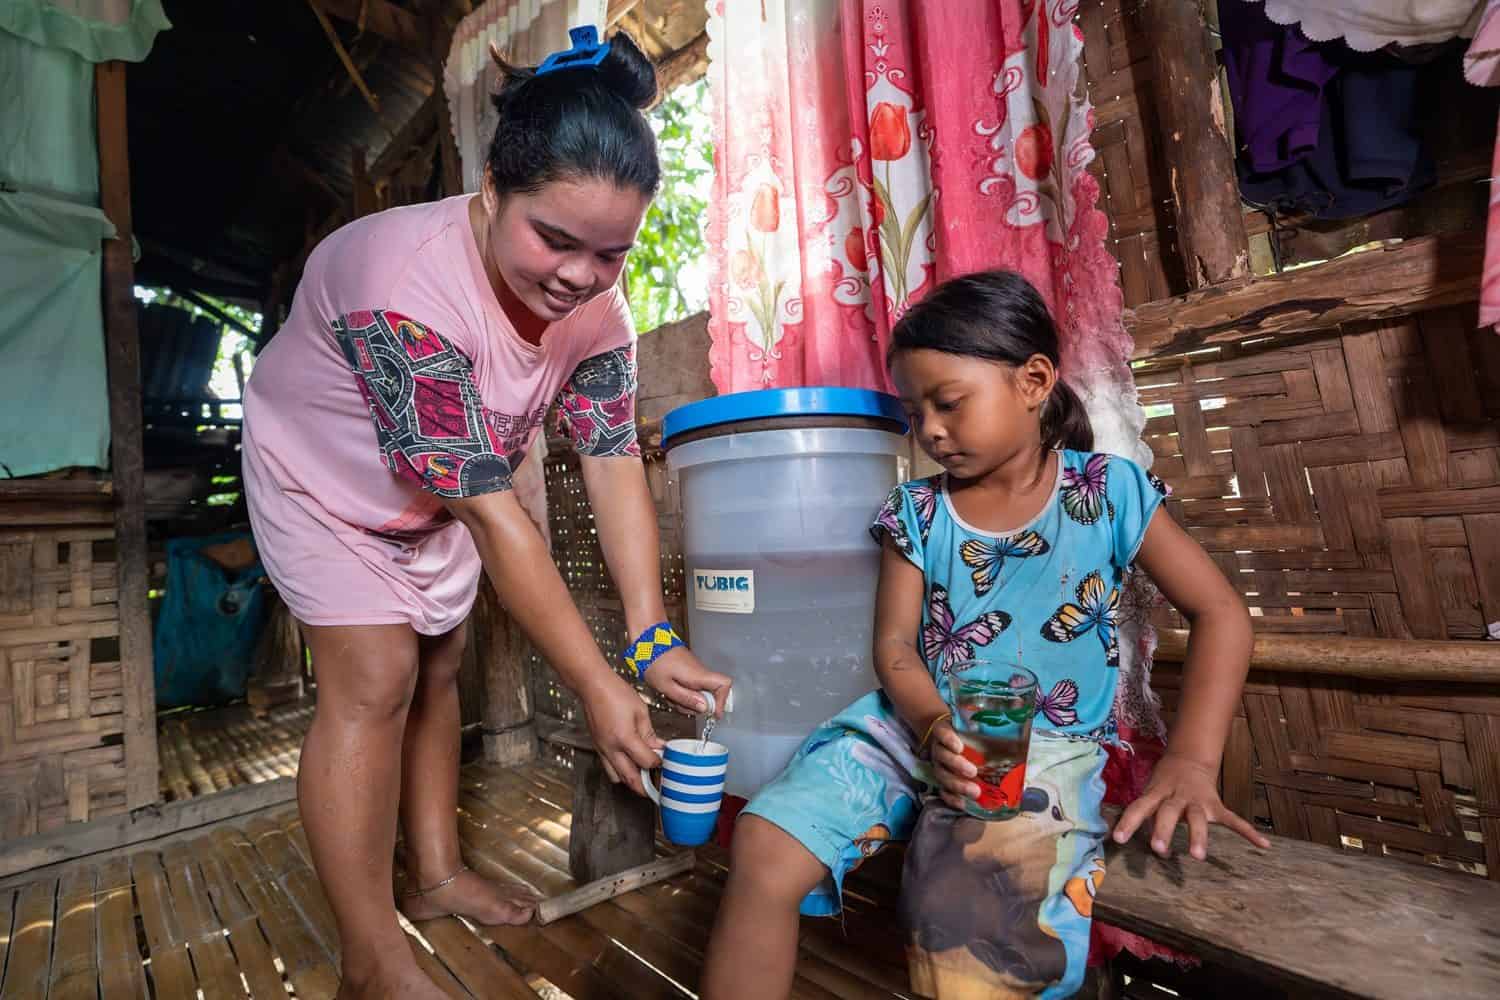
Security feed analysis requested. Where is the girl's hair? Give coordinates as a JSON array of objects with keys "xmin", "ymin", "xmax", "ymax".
[
  {"xmin": 487, "ymin": 32, "xmax": 661, "ymax": 197},
  {"xmin": 889, "ymin": 270, "xmax": 1094, "ymax": 452}
]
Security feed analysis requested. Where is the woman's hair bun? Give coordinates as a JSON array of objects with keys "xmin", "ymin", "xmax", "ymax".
[
  {"xmin": 488, "ymin": 31, "xmax": 656, "ymax": 112},
  {"xmin": 597, "ymin": 31, "xmax": 657, "ymax": 110},
  {"xmin": 483, "ymin": 28, "xmax": 661, "ymax": 197}
]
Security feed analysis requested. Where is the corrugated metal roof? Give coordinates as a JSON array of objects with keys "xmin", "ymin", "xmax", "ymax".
[{"xmin": 139, "ymin": 303, "xmax": 223, "ymax": 404}]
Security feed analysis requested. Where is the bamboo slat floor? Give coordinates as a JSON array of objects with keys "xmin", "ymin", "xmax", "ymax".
[
  {"xmin": 0, "ymin": 758, "xmax": 916, "ymax": 999},
  {"xmin": 156, "ymin": 700, "xmax": 314, "ymax": 803}
]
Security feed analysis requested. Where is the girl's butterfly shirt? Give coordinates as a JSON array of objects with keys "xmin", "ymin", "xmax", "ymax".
[{"xmin": 872, "ymin": 450, "xmax": 1167, "ymax": 735}]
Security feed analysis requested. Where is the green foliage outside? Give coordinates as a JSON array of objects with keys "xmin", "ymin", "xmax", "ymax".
[{"xmin": 625, "ymin": 77, "xmax": 712, "ymax": 333}]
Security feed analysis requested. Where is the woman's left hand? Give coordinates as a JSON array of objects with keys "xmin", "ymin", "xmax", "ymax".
[
  {"xmin": 644, "ymin": 646, "xmax": 733, "ymax": 718},
  {"xmin": 1111, "ymin": 753, "xmax": 1271, "ymax": 860}
]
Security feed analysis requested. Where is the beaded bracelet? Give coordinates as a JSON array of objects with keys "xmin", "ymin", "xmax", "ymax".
[{"xmin": 621, "ymin": 622, "xmax": 684, "ymax": 680}]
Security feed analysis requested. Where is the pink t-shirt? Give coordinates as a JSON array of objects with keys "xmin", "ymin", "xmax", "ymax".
[{"xmin": 243, "ymin": 194, "xmax": 638, "ymax": 635}]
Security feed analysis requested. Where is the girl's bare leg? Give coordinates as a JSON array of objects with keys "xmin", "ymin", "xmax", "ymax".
[
  {"xmin": 701, "ymin": 816, "xmax": 826, "ymax": 1000},
  {"xmin": 298, "ymin": 623, "xmax": 446, "ymax": 999},
  {"xmin": 397, "ymin": 623, "xmax": 537, "ymax": 924}
]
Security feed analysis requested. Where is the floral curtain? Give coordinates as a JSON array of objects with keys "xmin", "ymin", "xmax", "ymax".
[
  {"xmin": 706, "ymin": 0, "xmax": 1173, "ymax": 965},
  {"xmin": 706, "ymin": 0, "xmax": 1156, "ymax": 703},
  {"xmin": 442, "ymin": 0, "xmax": 606, "ymax": 543},
  {"xmin": 707, "ymin": 2, "xmax": 1143, "ymax": 409}
]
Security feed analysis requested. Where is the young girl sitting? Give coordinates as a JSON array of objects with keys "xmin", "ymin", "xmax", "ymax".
[{"xmin": 701, "ymin": 270, "xmax": 1270, "ymax": 999}]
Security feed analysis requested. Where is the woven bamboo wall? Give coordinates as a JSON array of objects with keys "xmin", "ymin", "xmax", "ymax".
[
  {"xmin": 1154, "ymin": 659, "xmax": 1500, "ymax": 880},
  {"xmin": 527, "ymin": 441, "xmax": 688, "ymax": 730},
  {"xmin": 1137, "ymin": 303, "xmax": 1500, "ymax": 641},
  {"xmin": 1079, "ymin": 0, "xmax": 1186, "ymax": 305},
  {"xmin": 1079, "ymin": 0, "xmax": 1500, "ymax": 880},
  {"xmin": 1133, "ymin": 305, "xmax": 1500, "ymax": 880},
  {"xmin": 528, "ymin": 312, "xmax": 706, "ymax": 736},
  {"xmin": 0, "ymin": 527, "xmax": 129, "ymax": 838}
]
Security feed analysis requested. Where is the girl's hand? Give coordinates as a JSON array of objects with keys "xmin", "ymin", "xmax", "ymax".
[
  {"xmin": 644, "ymin": 646, "xmax": 733, "ymax": 718},
  {"xmin": 1112, "ymin": 754, "xmax": 1271, "ymax": 859},
  {"xmin": 927, "ymin": 719, "xmax": 981, "ymax": 811},
  {"xmin": 580, "ymin": 673, "xmax": 665, "ymax": 796}
]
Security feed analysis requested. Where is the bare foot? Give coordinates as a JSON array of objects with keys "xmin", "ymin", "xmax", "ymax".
[
  {"xmin": 398, "ymin": 868, "xmax": 538, "ymax": 926},
  {"xmin": 337, "ymin": 961, "xmax": 449, "ymax": 1000}
]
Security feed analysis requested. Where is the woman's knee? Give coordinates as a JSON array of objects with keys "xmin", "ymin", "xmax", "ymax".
[
  {"xmin": 306, "ymin": 625, "xmax": 420, "ymax": 723},
  {"xmin": 727, "ymin": 815, "xmax": 825, "ymax": 906},
  {"xmin": 416, "ymin": 624, "xmax": 468, "ymax": 688}
]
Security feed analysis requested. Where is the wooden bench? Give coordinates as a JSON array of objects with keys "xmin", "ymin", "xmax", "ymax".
[
  {"xmin": 1093, "ymin": 813, "xmax": 1500, "ymax": 999},
  {"xmin": 546, "ymin": 721, "xmax": 1500, "ymax": 999}
]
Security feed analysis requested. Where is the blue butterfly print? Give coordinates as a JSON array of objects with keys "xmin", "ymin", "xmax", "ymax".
[
  {"xmin": 1040, "ymin": 570, "xmax": 1120, "ymax": 667},
  {"xmin": 958, "ymin": 531, "xmax": 1050, "ymax": 596},
  {"xmin": 923, "ymin": 584, "xmax": 1011, "ymax": 674}
]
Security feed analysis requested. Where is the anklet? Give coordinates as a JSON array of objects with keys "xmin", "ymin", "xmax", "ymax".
[{"xmin": 400, "ymin": 864, "xmax": 469, "ymax": 898}]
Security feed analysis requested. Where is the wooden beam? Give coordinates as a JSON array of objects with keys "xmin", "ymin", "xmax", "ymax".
[
  {"xmin": 1153, "ymin": 628, "xmax": 1500, "ymax": 683},
  {"xmin": 0, "ymin": 479, "xmax": 111, "ymax": 501},
  {"xmin": 607, "ymin": 0, "xmax": 644, "ymax": 25},
  {"xmin": 1126, "ymin": 229, "xmax": 1485, "ymax": 359},
  {"xmin": 308, "ymin": 0, "xmax": 382, "ymax": 113},
  {"xmin": 1143, "ymin": 0, "xmax": 1249, "ymax": 287},
  {"xmin": 352, "ymin": 147, "xmax": 381, "ymax": 218},
  {"xmin": 96, "ymin": 61, "xmax": 160, "ymax": 812},
  {"xmin": 315, "ymin": 0, "xmax": 428, "ymax": 53},
  {"xmin": 174, "ymin": 288, "xmax": 261, "ymax": 341},
  {"xmin": 0, "ymin": 778, "xmax": 297, "ymax": 884},
  {"xmin": 654, "ymin": 31, "xmax": 709, "ymax": 98}
]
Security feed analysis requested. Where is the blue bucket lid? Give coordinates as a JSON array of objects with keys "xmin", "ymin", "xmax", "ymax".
[{"xmin": 661, "ymin": 387, "xmax": 908, "ymax": 448}]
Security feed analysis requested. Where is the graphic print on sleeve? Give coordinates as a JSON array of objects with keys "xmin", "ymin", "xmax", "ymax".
[
  {"xmin": 556, "ymin": 345, "xmax": 641, "ymax": 458},
  {"xmin": 333, "ymin": 309, "xmax": 523, "ymax": 499}
]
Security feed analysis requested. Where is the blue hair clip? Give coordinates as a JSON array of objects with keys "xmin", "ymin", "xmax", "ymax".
[{"xmin": 536, "ymin": 25, "xmax": 609, "ymax": 75}]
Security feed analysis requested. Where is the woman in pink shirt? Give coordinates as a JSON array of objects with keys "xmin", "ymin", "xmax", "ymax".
[{"xmin": 243, "ymin": 31, "xmax": 728, "ymax": 998}]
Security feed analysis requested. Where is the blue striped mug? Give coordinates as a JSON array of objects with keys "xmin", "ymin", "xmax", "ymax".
[{"xmin": 640, "ymin": 738, "xmax": 728, "ymax": 846}]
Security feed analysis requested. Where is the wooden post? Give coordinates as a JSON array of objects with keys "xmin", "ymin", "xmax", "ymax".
[
  {"xmin": 96, "ymin": 61, "xmax": 160, "ymax": 811},
  {"xmin": 352, "ymin": 147, "xmax": 380, "ymax": 218},
  {"xmin": 469, "ymin": 579, "xmax": 537, "ymax": 764},
  {"xmin": 436, "ymin": 78, "xmax": 465, "ymax": 196},
  {"xmin": 1144, "ymin": 0, "xmax": 1250, "ymax": 287},
  {"xmin": 568, "ymin": 744, "xmax": 658, "ymax": 883},
  {"xmin": 248, "ymin": 593, "xmax": 305, "ymax": 716},
  {"xmin": 543, "ymin": 725, "xmax": 658, "ymax": 882}
]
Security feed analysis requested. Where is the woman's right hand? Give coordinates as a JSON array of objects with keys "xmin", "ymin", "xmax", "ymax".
[
  {"xmin": 928, "ymin": 719, "xmax": 981, "ymax": 811},
  {"xmin": 580, "ymin": 673, "xmax": 665, "ymax": 797}
]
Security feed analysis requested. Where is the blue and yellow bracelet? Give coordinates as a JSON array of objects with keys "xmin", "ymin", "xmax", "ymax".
[{"xmin": 621, "ymin": 622, "xmax": 684, "ymax": 680}]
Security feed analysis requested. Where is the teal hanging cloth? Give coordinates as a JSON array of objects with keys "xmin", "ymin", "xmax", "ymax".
[
  {"xmin": 152, "ymin": 532, "xmax": 267, "ymax": 707},
  {"xmin": 0, "ymin": 1, "xmax": 169, "ymax": 476}
]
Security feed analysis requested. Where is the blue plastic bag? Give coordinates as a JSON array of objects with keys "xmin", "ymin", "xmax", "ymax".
[{"xmin": 152, "ymin": 532, "xmax": 266, "ymax": 707}]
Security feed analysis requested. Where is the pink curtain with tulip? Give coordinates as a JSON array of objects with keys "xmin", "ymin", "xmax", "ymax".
[{"xmin": 706, "ymin": 0, "xmax": 1182, "ymax": 968}]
